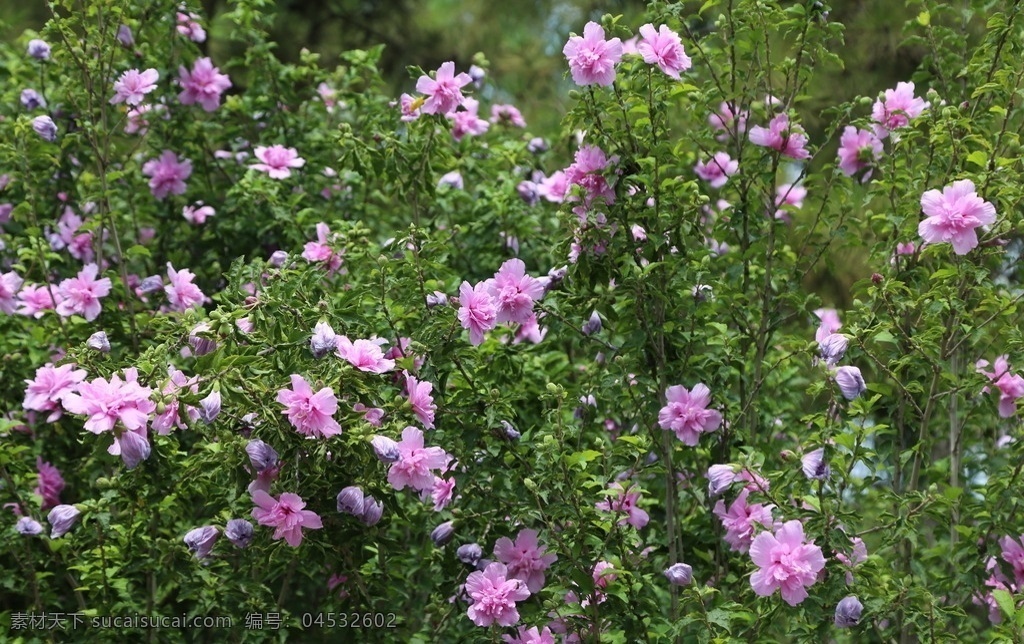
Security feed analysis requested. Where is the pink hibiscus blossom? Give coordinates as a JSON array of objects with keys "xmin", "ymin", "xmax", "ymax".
[
  {"xmin": 595, "ymin": 482, "xmax": 649, "ymax": 529},
  {"xmin": 337, "ymin": 336, "xmax": 395, "ymax": 373},
  {"xmin": 387, "ymin": 426, "xmax": 449, "ymax": 492},
  {"xmin": 24, "ymin": 363, "xmax": 87, "ymax": 422},
  {"xmin": 0, "ymin": 270, "xmax": 23, "ymax": 314},
  {"xmin": 110, "ymin": 68, "xmax": 159, "ymax": 106},
  {"xmin": 276, "ymin": 374, "xmax": 341, "ymax": 438},
  {"xmin": 636, "ymin": 23, "xmax": 691, "ymax": 79},
  {"xmin": 694, "ymin": 152, "xmax": 738, "ymax": 188},
  {"xmin": 563, "ymin": 21, "xmax": 623, "ymax": 87},
  {"xmin": 457, "ymin": 281, "xmax": 498, "ymax": 345},
  {"xmin": 250, "ymin": 145, "xmax": 305, "ymax": 179},
  {"xmin": 449, "ymin": 98, "xmax": 490, "ymax": 141},
  {"xmin": 563, "ymin": 145, "xmax": 616, "ymax": 206},
  {"xmin": 61, "ymin": 368, "xmax": 155, "ymax": 434},
  {"xmin": 837, "ymin": 126, "xmax": 883, "ymax": 181},
  {"xmin": 182, "ymin": 202, "xmax": 215, "ymax": 224},
  {"xmin": 918, "ymin": 179, "xmax": 997, "ymax": 255},
  {"xmin": 178, "ymin": 57, "xmax": 232, "ymax": 111},
  {"xmin": 713, "ymin": 489, "xmax": 776, "ymax": 553},
  {"xmin": 774, "ymin": 183, "xmax": 807, "ymax": 221},
  {"xmin": 251, "ymin": 490, "xmax": 323, "ymax": 547},
  {"xmin": 749, "ymin": 520, "xmax": 826, "ymax": 606},
  {"xmin": 490, "ymin": 104, "xmax": 526, "ymax": 127},
  {"xmin": 465, "ymin": 562, "xmax": 531, "ymax": 627},
  {"xmin": 404, "ymin": 371, "xmax": 436, "ymax": 429},
  {"xmin": 494, "ymin": 528, "xmax": 558, "ymax": 593},
  {"xmin": 416, "ymin": 62, "xmax": 471, "ymax": 115},
  {"xmin": 142, "ymin": 151, "xmax": 192, "ymax": 200},
  {"xmin": 485, "ymin": 259, "xmax": 545, "ymax": 325},
  {"xmin": 502, "ymin": 626, "xmax": 556, "ymax": 644},
  {"xmin": 34, "ymin": 458, "xmax": 65, "ymax": 510},
  {"xmin": 657, "ymin": 383, "xmax": 723, "ymax": 445},
  {"xmin": 302, "ymin": 222, "xmax": 344, "ymax": 274},
  {"xmin": 979, "ymin": 356, "xmax": 1024, "ymax": 418},
  {"xmin": 56, "ymin": 263, "xmax": 111, "ymax": 321},
  {"xmin": 709, "ymin": 101, "xmax": 748, "ymax": 141},
  {"xmin": 16, "ymin": 283, "xmax": 60, "ymax": 318},
  {"xmin": 164, "ymin": 263, "xmax": 206, "ymax": 311},
  {"xmin": 151, "ymin": 367, "xmax": 199, "ymax": 434},
  {"xmin": 537, "ymin": 170, "xmax": 569, "ymax": 203},
  {"xmin": 872, "ymin": 81, "xmax": 929, "ymax": 137},
  {"xmin": 748, "ymin": 113, "xmax": 810, "ymax": 160},
  {"xmin": 814, "ymin": 308, "xmax": 842, "ymax": 343}
]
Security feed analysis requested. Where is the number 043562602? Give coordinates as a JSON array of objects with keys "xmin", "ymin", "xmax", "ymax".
[{"xmin": 300, "ymin": 613, "xmax": 399, "ymax": 629}]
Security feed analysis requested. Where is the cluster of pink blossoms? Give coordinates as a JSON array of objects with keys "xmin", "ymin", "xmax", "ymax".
[
  {"xmin": 142, "ymin": 151, "xmax": 192, "ymax": 200},
  {"xmin": 595, "ymin": 482, "xmax": 649, "ymax": 529},
  {"xmin": 457, "ymin": 259, "xmax": 544, "ymax": 346},
  {"xmin": 492, "ymin": 529, "xmax": 558, "ymax": 593},
  {"xmin": 250, "ymin": 145, "xmax": 305, "ymax": 180},
  {"xmin": 748, "ymin": 113, "xmax": 810, "ymax": 160}
]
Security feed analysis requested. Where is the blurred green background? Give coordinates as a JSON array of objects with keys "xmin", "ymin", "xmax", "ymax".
[{"xmin": 1, "ymin": 0, "xmax": 925, "ymax": 136}]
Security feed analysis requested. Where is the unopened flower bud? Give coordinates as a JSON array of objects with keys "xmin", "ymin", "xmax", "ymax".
[
  {"xmin": 834, "ymin": 366, "xmax": 866, "ymax": 400},
  {"xmin": 198, "ymin": 390, "xmax": 221, "ymax": 423},
  {"xmin": 269, "ymin": 250, "xmax": 288, "ymax": 267},
  {"xmin": 834, "ymin": 595, "xmax": 863, "ymax": 627},
  {"xmin": 224, "ymin": 519, "xmax": 253, "ymax": 548},
  {"xmin": 370, "ymin": 435, "xmax": 400, "ymax": 463},
  {"xmin": 16, "ymin": 517, "xmax": 43, "ymax": 535},
  {"xmin": 431, "ymin": 520, "xmax": 455, "ymax": 546},
  {"xmin": 245, "ymin": 439, "xmax": 279, "ymax": 473},
  {"xmin": 336, "ymin": 486, "xmax": 365, "ymax": 516},
  {"xmin": 86, "ymin": 331, "xmax": 110, "ymax": 353},
  {"xmin": 359, "ymin": 496, "xmax": 383, "ymax": 526},
  {"xmin": 663, "ymin": 562, "xmax": 693, "ymax": 586},
  {"xmin": 32, "ymin": 115, "xmax": 57, "ymax": 142},
  {"xmin": 457, "ymin": 542, "xmax": 482, "ymax": 565},
  {"xmin": 582, "ymin": 311, "xmax": 602, "ymax": 336},
  {"xmin": 47, "ymin": 504, "xmax": 81, "ymax": 538},
  {"xmin": 183, "ymin": 526, "xmax": 219, "ymax": 559}
]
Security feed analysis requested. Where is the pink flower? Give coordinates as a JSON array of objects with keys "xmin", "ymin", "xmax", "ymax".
[
  {"xmin": 994, "ymin": 370, "xmax": 1024, "ymax": 418},
  {"xmin": 0, "ymin": 271, "xmax": 24, "ymax": 314},
  {"xmin": 563, "ymin": 21, "xmax": 623, "ymax": 87},
  {"xmin": 16, "ymin": 283, "xmax": 60, "ymax": 318},
  {"xmin": 142, "ymin": 151, "xmax": 192, "ymax": 200},
  {"xmin": 110, "ymin": 68, "xmax": 159, "ymax": 106},
  {"xmin": 709, "ymin": 101, "xmax": 748, "ymax": 140},
  {"xmin": 595, "ymin": 482, "xmax": 649, "ymax": 529},
  {"xmin": 61, "ymin": 368, "xmax": 155, "ymax": 433},
  {"xmin": 465, "ymin": 562, "xmax": 531, "ymax": 627},
  {"xmin": 563, "ymin": 145, "xmax": 615, "ymax": 206},
  {"xmin": 449, "ymin": 98, "xmax": 490, "ymax": 141},
  {"xmin": 34, "ymin": 458, "xmax": 65, "ymax": 510},
  {"xmin": 694, "ymin": 152, "xmax": 738, "ymax": 188},
  {"xmin": 502, "ymin": 626, "xmax": 556, "ymax": 644},
  {"xmin": 658, "ymin": 383, "xmax": 723, "ymax": 445},
  {"xmin": 56, "ymin": 263, "xmax": 111, "ymax": 321},
  {"xmin": 276, "ymin": 374, "xmax": 341, "ymax": 438},
  {"xmin": 636, "ymin": 24, "xmax": 691, "ymax": 79},
  {"xmin": 302, "ymin": 222, "xmax": 344, "ymax": 274},
  {"xmin": 814, "ymin": 308, "xmax": 842, "ymax": 343},
  {"xmin": 337, "ymin": 337, "xmax": 395, "ymax": 373},
  {"xmin": 151, "ymin": 367, "xmax": 199, "ymax": 434},
  {"xmin": 24, "ymin": 363, "xmax": 87, "ymax": 422},
  {"xmin": 176, "ymin": 12, "xmax": 206, "ymax": 42},
  {"xmin": 1000, "ymin": 535, "xmax": 1024, "ymax": 587},
  {"xmin": 774, "ymin": 183, "xmax": 807, "ymax": 221},
  {"xmin": 713, "ymin": 489, "xmax": 775, "ymax": 553},
  {"xmin": 749, "ymin": 520, "xmax": 826, "ymax": 606},
  {"xmin": 251, "ymin": 490, "xmax": 323, "ymax": 547},
  {"xmin": 494, "ymin": 528, "xmax": 558, "ymax": 593},
  {"xmin": 748, "ymin": 113, "xmax": 810, "ymax": 160},
  {"xmin": 404, "ymin": 371, "xmax": 436, "ymax": 429},
  {"xmin": 251, "ymin": 145, "xmax": 305, "ymax": 179},
  {"xmin": 537, "ymin": 171, "xmax": 568, "ymax": 203},
  {"xmin": 182, "ymin": 202, "xmax": 215, "ymax": 224},
  {"xmin": 457, "ymin": 281, "xmax": 498, "ymax": 345},
  {"xmin": 178, "ymin": 57, "xmax": 232, "ymax": 111},
  {"xmin": 918, "ymin": 179, "xmax": 997, "ymax": 255},
  {"xmin": 429, "ymin": 476, "xmax": 456, "ymax": 511},
  {"xmin": 416, "ymin": 62, "xmax": 472, "ymax": 115},
  {"xmin": 836, "ymin": 126, "xmax": 883, "ymax": 181},
  {"xmin": 490, "ymin": 104, "xmax": 526, "ymax": 127},
  {"xmin": 872, "ymin": 81, "xmax": 929, "ymax": 136},
  {"xmin": 164, "ymin": 263, "xmax": 205, "ymax": 311},
  {"xmin": 387, "ymin": 426, "xmax": 449, "ymax": 492},
  {"xmin": 399, "ymin": 93, "xmax": 423, "ymax": 121},
  {"xmin": 486, "ymin": 259, "xmax": 545, "ymax": 325}
]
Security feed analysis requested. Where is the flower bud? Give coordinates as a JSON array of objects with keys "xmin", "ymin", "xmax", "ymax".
[
  {"xmin": 32, "ymin": 115, "xmax": 57, "ymax": 142},
  {"xmin": 663, "ymin": 562, "xmax": 693, "ymax": 586},
  {"xmin": 16, "ymin": 516, "xmax": 43, "ymax": 535},
  {"xmin": 47, "ymin": 504, "xmax": 81, "ymax": 538},
  {"xmin": 359, "ymin": 496, "xmax": 383, "ymax": 526},
  {"xmin": 20, "ymin": 89, "xmax": 46, "ymax": 110},
  {"xmin": 198, "ymin": 390, "xmax": 221, "ymax": 423},
  {"xmin": 27, "ymin": 39, "xmax": 51, "ymax": 60},
  {"xmin": 245, "ymin": 439, "xmax": 279, "ymax": 473},
  {"xmin": 834, "ymin": 595, "xmax": 863, "ymax": 627},
  {"xmin": 431, "ymin": 520, "xmax": 455, "ymax": 547},
  {"xmin": 818, "ymin": 333, "xmax": 848, "ymax": 366},
  {"xmin": 425, "ymin": 290, "xmax": 448, "ymax": 308},
  {"xmin": 138, "ymin": 275, "xmax": 163, "ymax": 294},
  {"xmin": 801, "ymin": 447, "xmax": 830, "ymax": 480},
  {"xmin": 183, "ymin": 526, "xmax": 219, "ymax": 559},
  {"xmin": 310, "ymin": 321, "xmax": 337, "ymax": 359},
  {"xmin": 457, "ymin": 543, "xmax": 482, "ymax": 565},
  {"xmin": 269, "ymin": 250, "xmax": 288, "ymax": 267},
  {"xmin": 370, "ymin": 435, "xmax": 400, "ymax": 463},
  {"xmin": 706, "ymin": 464, "xmax": 737, "ymax": 496},
  {"xmin": 224, "ymin": 519, "xmax": 253, "ymax": 548},
  {"xmin": 582, "ymin": 311, "xmax": 602, "ymax": 336},
  {"xmin": 118, "ymin": 431, "xmax": 151, "ymax": 469},
  {"xmin": 116, "ymin": 25, "xmax": 135, "ymax": 48},
  {"xmin": 336, "ymin": 486, "xmax": 365, "ymax": 516},
  {"xmin": 834, "ymin": 366, "xmax": 866, "ymax": 400},
  {"xmin": 500, "ymin": 420, "xmax": 520, "ymax": 440},
  {"xmin": 86, "ymin": 331, "xmax": 111, "ymax": 353},
  {"xmin": 527, "ymin": 137, "xmax": 548, "ymax": 154}
]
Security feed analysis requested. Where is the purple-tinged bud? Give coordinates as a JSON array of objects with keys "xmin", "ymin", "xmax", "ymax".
[
  {"xmin": 310, "ymin": 321, "xmax": 337, "ymax": 359},
  {"xmin": 16, "ymin": 516, "xmax": 44, "ymax": 535},
  {"xmin": 27, "ymin": 39, "xmax": 51, "ymax": 60},
  {"xmin": 834, "ymin": 366, "xmax": 866, "ymax": 400},
  {"xmin": 245, "ymin": 439, "xmax": 279, "ymax": 473},
  {"xmin": 500, "ymin": 420, "xmax": 520, "ymax": 440},
  {"xmin": 359, "ymin": 496, "xmax": 383, "ymax": 526},
  {"xmin": 468, "ymin": 65, "xmax": 486, "ymax": 84},
  {"xmin": 47, "ymin": 504, "xmax": 81, "ymax": 538},
  {"xmin": 834, "ymin": 595, "xmax": 863, "ymax": 627},
  {"xmin": 426, "ymin": 290, "xmax": 448, "ymax": 308},
  {"xmin": 118, "ymin": 431, "xmax": 151, "ymax": 469},
  {"xmin": 224, "ymin": 519, "xmax": 253, "ymax": 548},
  {"xmin": 517, "ymin": 181, "xmax": 540, "ymax": 206},
  {"xmin": 138, "ymin": 275, "xmax": 163, "ymax": 294},
  {"xmin": 20, "ymin": 89, "xmax": 46, "ymax": 110},
  {"xmin": 663, "ymin": 562, "xmax": 693, "ymax": 586},
  {"xmin": 268, "ymin": 250, "xmax": 288, "ymax": 267},
  {"xmin": 526, "ymin": 137, "xmax": 548, "ymax": 154},
  {"xmin": 336, "ymin": 486, "xmax": 365, "ymax": 516},
  {"xmin": 183, "ymin": 526, "xmax": 219, "ymax": 559},
  {"xmin": 801, "ymin": 447, "xmax": 830, "ymax": 480},
  {"xmin": 188, "ymin": 324, "xmax": 217, "ymax": 356},
  {"xmin": 116, "ymin": 25, "xmax": 135, "ymax": 48},
  {"xmin": 431, "ymin": 520, "xmax": 455, "ymax": 546},
  {"xmin": 198, "ymin": 390, "xmax": 221, "ymax": 423},
  {"xmin": 457, "ymin": 542, "xmax": 482, "ymax": 565},
  {"xmin": 692, "ymin": 284, "xmax": 713, "ymax": 302},
  {"xmin": 706, "ymin": 464, "xmax": 737, "ymax": 496},
  {"xmin": 582, "ymin": 311, "xmax": 602, "ymax": 336},
  {"xmin": 818, "ymin": 333, "xmax": 848, "ymax": 366},
  {"xmin": 32, "ymin": 115, "xmax": 57, "ymax": 142},
  {"xmin": 370, "ymin": 435, "xmax": 400, "ymax": 463},
  {"xmin": 86, "ymin": 331, "xmax": 110, "ymax": 353}
]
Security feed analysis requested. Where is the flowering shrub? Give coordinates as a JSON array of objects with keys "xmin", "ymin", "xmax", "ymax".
[{"xmin": 1, "ymin": 0, "xmax": 1023, "ymax": 640}]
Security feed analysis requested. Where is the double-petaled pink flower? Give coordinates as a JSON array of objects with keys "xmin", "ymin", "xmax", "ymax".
[
  {"xmin": 404, "ymin": 372, "xmax": 436, "ymax": 429},
  {"xmin": 458, "ymin": 281, "xmax": 498, "ymax": 345},
  {"xmin": 595, "ymin": 482, "xmax": 649, "ymax": 529},
  {"xmin": 251, "ymin": 145, "xmax": 305, "ymax": 179},
  {"xmin": 713, "ymin": 489, "xmax": 775, "ymax": 553},
  {"xmin": 636, "ymin": 23, "xmax": 691, "ymax": 79},
  {"xmin": 563, "ymin": 145, "xmax": 616, "ymax": 206},
  {"xmin": 276, "ymin": 374, "xmax": 341, "ymax": 438},
  {"xmin": 142, "ymin": 151, "xmax": 192, "ymax": 200},
  {"xmin": 872, "ymin": 81, "xmax": 929, "ymax": 137},
  {"xmin": 251, "ymin": 490, "xmax": 322, "ymax": 547},
  {"xmin": 387, "ymin": 426, "xmax": 449, "ymax": 492},
  {"xmin": 563, "ymin": 21, "xmax": 623, "ymax": 87},
  {"xmin": 165, "ymin": 263, "xmax": 206, "ymax": 311},
  {"xmin": 486, "ymin": 259, "xmax": 544, "ymax": 325},
  {"xmin": 749, "ymin": 113, "xmax": 810, "ymax": 160},
  {"xmin": 416, "ymin": 62, "xmax": 471, "ymax": 115},
  {"xmin": 178, "ymin": 57, "xmax": 232, "ymax": 111},
  {"xmin": 110, "ymin": 68, "xmax": 159, "ymax": 106},
  {"xmin": 449, "ymin": 98, "xmax": 490, "ymax": 141},
  {"xmin": 61, "ymin": 368, "xmax": 155, "ymax": 434},
  {"xmin": 837, "ymin": 126, "xmax": 883, "ymax": 181},
  {"xmin": 337, "ymin": 337, "xmax": 395, "ymax": 373},
  {"xmin": 694, "ymin": 152, "xmax": 738, "ymax": 188},
  {"xmin": 918, "ymin": 179, "xmax": 996, "ymax": 255},
  {"xmin": 978, "ymin": 356, "xmax": 1024, "ymax": 418},
  {"xmin": 658, "ymin": 383, "xmax": 723, "ymax": 445},
  {"xmin": 24, "ymin": 363, "xmax": 86, "ymax": 422},
  {"xmin": 749, "ymin": 520, "xmax": 826, "ymax": 606},
  {"xmin": 56, "ymin": 264, "xmax": 111, "ymax": 321},
  {"xmin": 465, "ymin": 562, "xmax": 531, "ymax": 627},
  {"xmin": 493, "ymin": 528, "xmax": 558, "ymax": 593}
]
